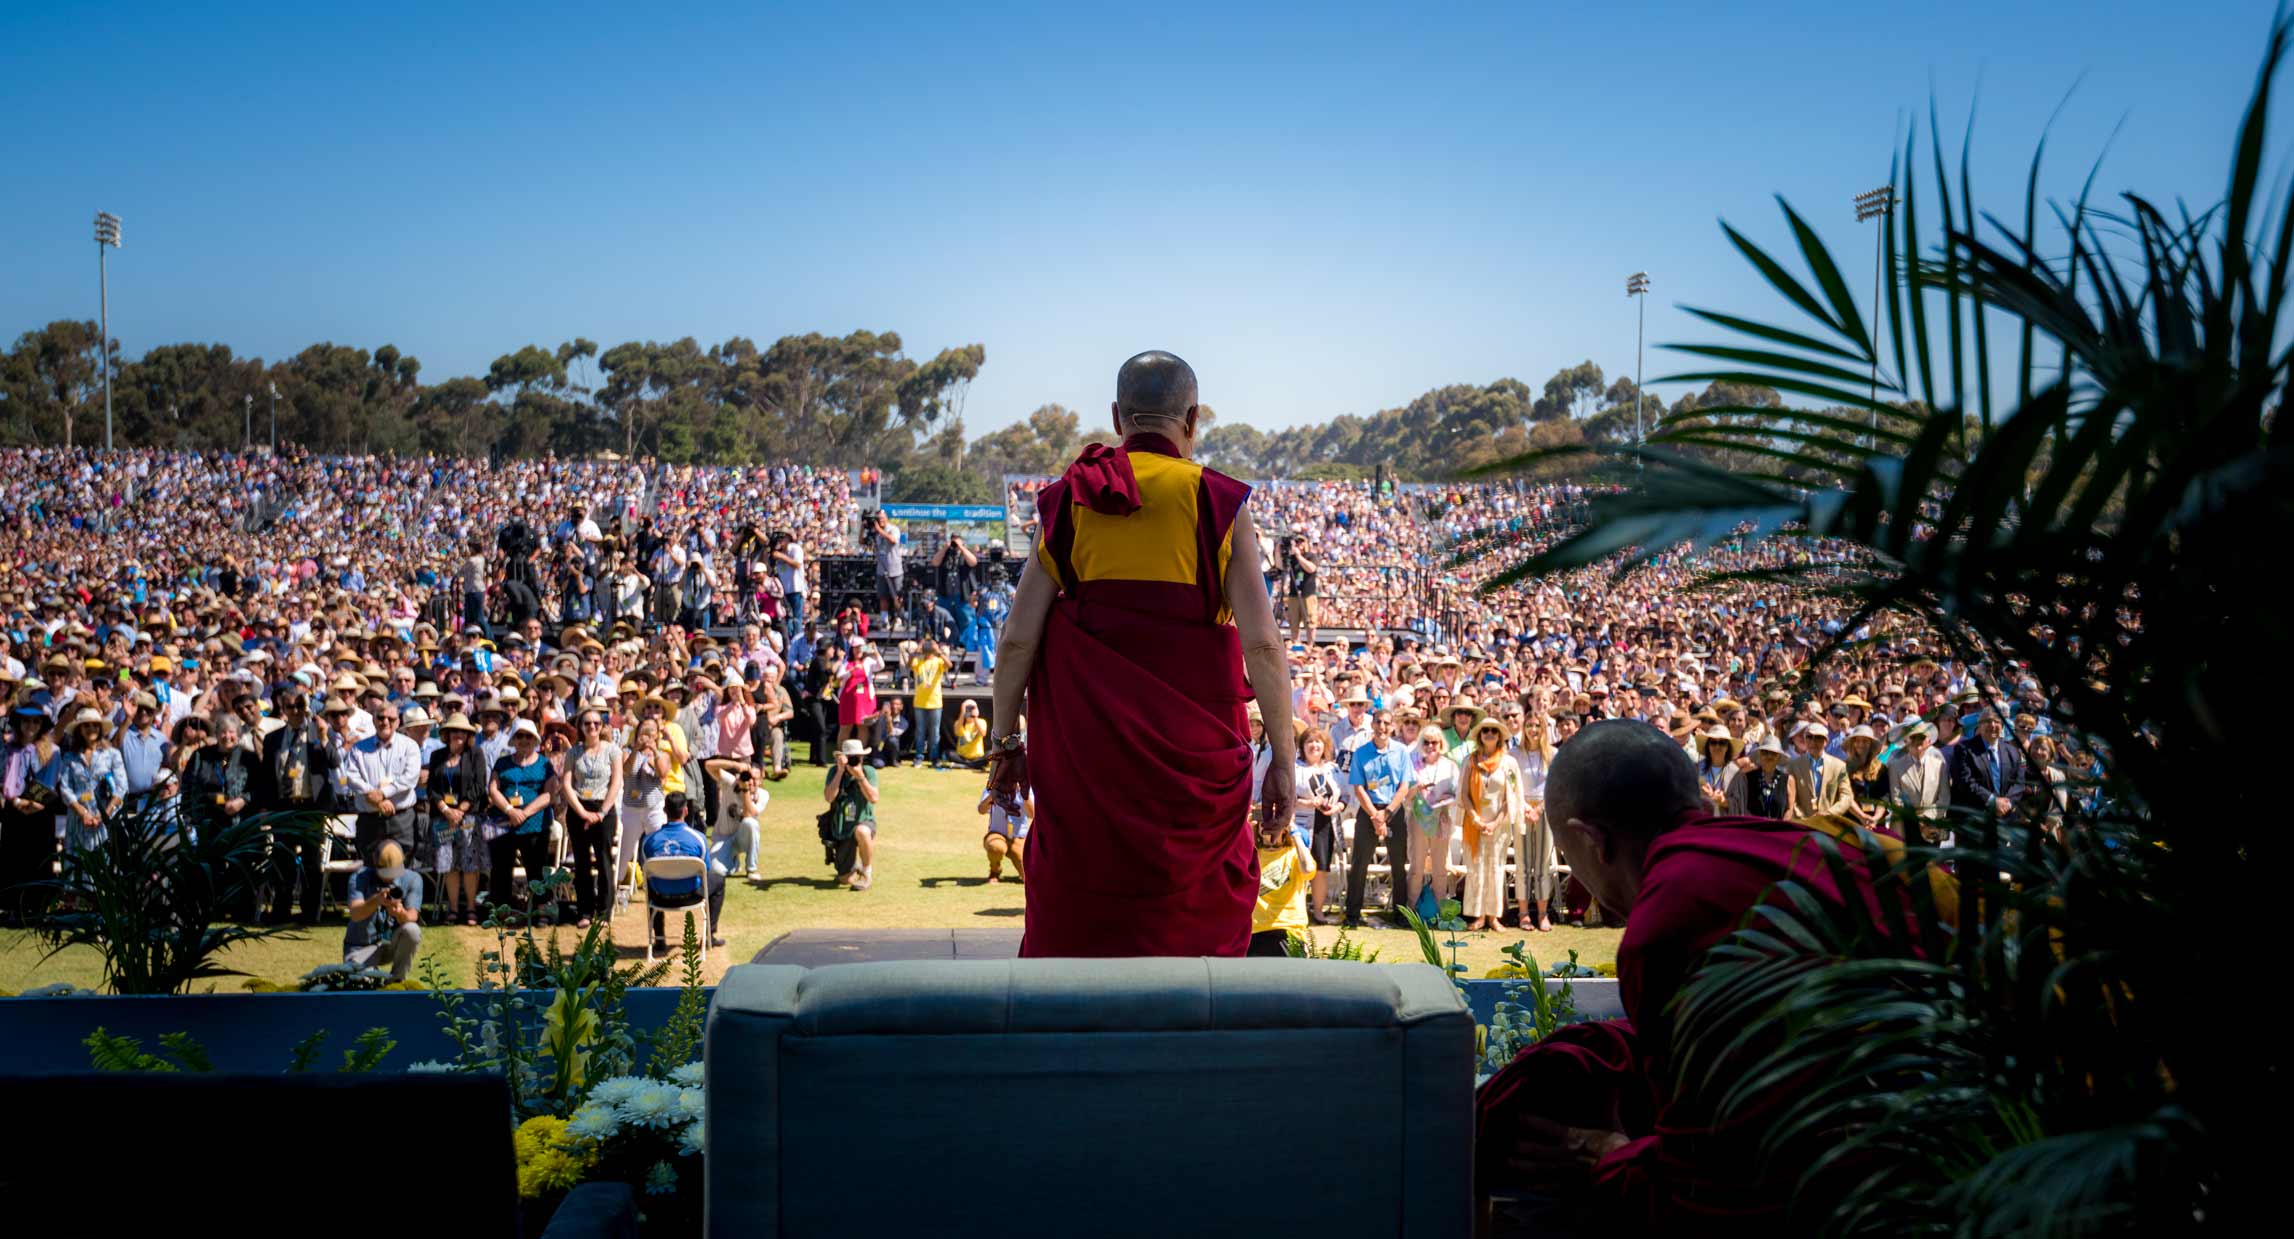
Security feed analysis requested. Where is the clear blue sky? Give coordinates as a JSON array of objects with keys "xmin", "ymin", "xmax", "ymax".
[{"xmin": 2, "ymin": 0, "xmax": 2283, "ymax": 434}]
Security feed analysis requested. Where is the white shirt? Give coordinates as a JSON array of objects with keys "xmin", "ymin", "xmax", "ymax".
[{"xmin": 341, "ymin": 732, "xmax": 423, "ymax": 812}]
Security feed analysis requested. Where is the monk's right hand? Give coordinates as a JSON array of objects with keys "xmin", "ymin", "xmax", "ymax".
[
  {"xmin": 1259, "ymin": 761, "xmax": 1295, "ymax": 837},
  {"xmin": 986, "ymin": 747, "xmax": 1026, "ymax": 798},
  {"xmin": 1500, "ymin": 1115, "xmax": 1630, "ymax": 1194}
]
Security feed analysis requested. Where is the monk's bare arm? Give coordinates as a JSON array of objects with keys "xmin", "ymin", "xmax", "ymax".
[
  {"xmin": 989, "ymin": 554, "xmax": 1056, "ymax": 743},
  {"xmin": 1229, "ymin": 507, "xmax": 1297, "ymax": 827}
]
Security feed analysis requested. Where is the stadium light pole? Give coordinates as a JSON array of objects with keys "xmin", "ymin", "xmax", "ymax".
[
  {"xmin": 1853, "ymin": 187, "xmax": 1896, "ymax": 449},
  {"xmin": 1626, "ymin": 272, "xmax": 1650, "ymax": 473},
  {"xmin": 94, "ymin": 211, "xmax": 122, "ymax": 451},
  {"xmin": 244, "ymin": 393, "xmax": 253, "ymax": 450},
  {"xmin": 269, "ymin": 381, "xmax": 279, "ymax": 453}
]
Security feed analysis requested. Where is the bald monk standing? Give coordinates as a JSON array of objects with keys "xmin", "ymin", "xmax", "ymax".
[
  {"xmin": 989, "ymin": 351, "xmax": 1296, "ymax": 957},
  {"xmin": 1476, "ymin": 719, "xmax": 1949, "ymax": 1230}
]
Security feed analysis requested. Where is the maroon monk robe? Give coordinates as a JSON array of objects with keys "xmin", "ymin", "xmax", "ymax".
[
  {"xmin": 1477, "ymin": 813, "xmax": 1923, "ymax": 1228},
  {"xmin": 1018, "ymin": 435, "xmax": 1258, "ymax": 958}
]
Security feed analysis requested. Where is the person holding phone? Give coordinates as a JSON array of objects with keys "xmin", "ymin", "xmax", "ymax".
[{"xmin": 343, "ymin": 839, "xmax": 423, "ymax": 981}]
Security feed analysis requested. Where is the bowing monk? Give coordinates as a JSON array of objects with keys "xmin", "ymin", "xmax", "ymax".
[
  {"xmin": 989, "ymin": 350, "xmax": 1296, "ymax": 957},
  {"xmin": 1476, "ymin": 719, "xmax": 1952, "ymax": 1231}
]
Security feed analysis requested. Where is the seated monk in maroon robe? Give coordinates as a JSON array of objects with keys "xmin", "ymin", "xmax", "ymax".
[
  {"xmin": 1477, "ymin": 719, "xmax": 1951, "ymax": 1232},
  {"xmin": 987, "ymin": 350, "xmax": 1296, "ymax": 957}
]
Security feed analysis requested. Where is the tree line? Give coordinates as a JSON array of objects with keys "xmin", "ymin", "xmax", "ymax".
[
  {"xmin": 0, "ymin": 320, "xmax": 985, "ymax": 476},
  {"xmin": 2, "ymin": 320, "xmax": 1891, "ymax": 498}
]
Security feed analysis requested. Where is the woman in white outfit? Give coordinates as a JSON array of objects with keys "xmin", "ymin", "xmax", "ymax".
[
  {"xmin": 1456, "ymin": 716, "xmax": 1526, "ymax": 932},
  {"xmin": 1509, "ymin": 710, "xmax": 1557, "ymax": 931}
]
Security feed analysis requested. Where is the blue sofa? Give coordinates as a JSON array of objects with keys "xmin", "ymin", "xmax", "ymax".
[{"xmin": 704, "ymin": 957, "xmax": 1476, "ymax": 1238}]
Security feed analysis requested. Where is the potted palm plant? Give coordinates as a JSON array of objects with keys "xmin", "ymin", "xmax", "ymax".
[{"xmin": 1464, "ymin": 16, "xmax": 2290, "ymax": 1232}]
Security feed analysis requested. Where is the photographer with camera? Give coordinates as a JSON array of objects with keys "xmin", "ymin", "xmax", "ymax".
[
  {"xmin": 343, "ymin": 839, "xmax": 423, "ymax": 981},
  {"xmin": 822, "ymin": 737, "xmax": 880, "ymax": 890},
  {"xmin": 867, "ymin": 508, "xmax": 905, "ymax": 627},
  {"xmin": 1282, "ymin": 533, "xmax": 1320, "ymax": 647},
  {"xmin": 496, "ymin": 502, "xmax": 541, "ymax": 591},
  {"xmin": 931, "ymin": 529, "xmax": 979, "ymax": 641}
]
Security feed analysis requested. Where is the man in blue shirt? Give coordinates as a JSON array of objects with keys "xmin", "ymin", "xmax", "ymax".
[
  {"xmin": 641, "ymin": 792, "xmax": 725, "ymax": 953},
  {"xmin": 115, "ymin": 692, "xmax": 170, "ymax": 799},
  {"xmin": 1342, "ymin": 709, "xmax": 1408, "ymax": 928},
  {"xmin": 786, "ymin": 622, "xmax": 818, "ymax": 678}
]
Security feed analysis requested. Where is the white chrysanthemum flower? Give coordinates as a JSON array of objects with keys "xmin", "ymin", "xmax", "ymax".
[
  {"xmin": 678, "ymin": 1120, "xmax": 706, "ymax": 1157},
  {"xmin": 645, "ymin": 1161, "xmax": 679, "ymax": 1196},
  {"xmin": 588, "ymin": 1075, "xmax": 645, "ymax": 1108},
  {"xmin": 669, "ymin": 1061, "xmax": 705, "ymax": 1088},
  {"xmin": 404, "ymin": 1060, "xmax": 457, "ymax": 1074},
  {"xmin": 676, "ymin": 1087, "xmax": 705, "ymax": 1121},
  {"xmin": 622, "ymin": 1083, "xmax": 683, "ymax": 1129},
  {"xmin": 565, "ymin": 1103, "xmax": 622, "ymax": 1143}
]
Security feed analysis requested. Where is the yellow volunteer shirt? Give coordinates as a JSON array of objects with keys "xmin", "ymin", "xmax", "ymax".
[
  {"xmin": 911, "ymin": 655, "xmax": 948, "ymax": 710},
  {"xmin": 660, "ymin": 722, "xmax": 689, "ymax": 794},
  {"xmin": 1253, "ymin": 844, "xmax": 1313, "ymax": 935},
  {"xmin": 953, "ymin": 717, "xmax": 987, "ymax": 761}
]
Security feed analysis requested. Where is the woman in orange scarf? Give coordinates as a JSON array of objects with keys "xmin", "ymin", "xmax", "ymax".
[{"xmin": 1459, "ymin": 716, "xmax": 1526, "ymax": 932}]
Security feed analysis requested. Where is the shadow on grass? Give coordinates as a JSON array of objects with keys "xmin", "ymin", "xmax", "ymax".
[
  {"xmin": 972, "ymin": 906, "xmax": 1024, "ymax": 917},
  {"xmin": 750, "ymin": 875, "xmax": 848, "ymax": 893},
  {"xmin": 917, "ymin": 876, "xmax": 997, "ymax": 889}
]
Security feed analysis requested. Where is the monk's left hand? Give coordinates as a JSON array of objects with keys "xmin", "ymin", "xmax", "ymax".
[
  {"xmin": 1499, "ymin": 1115, "xmax": 1630, "ymax": 1194},
  {"xmin": 1258, "ymin": 760, "xmax": 1295, "ymax": 834}
]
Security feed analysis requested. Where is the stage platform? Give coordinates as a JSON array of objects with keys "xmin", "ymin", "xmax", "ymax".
[{"xmin": 749, "ymin": 928, "xmax": 1023, "ymax": 967}]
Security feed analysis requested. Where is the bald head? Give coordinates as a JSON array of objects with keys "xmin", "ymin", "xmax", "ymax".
[
  {"xmin": 1115, "ymin": 351, "xmax": 1198, "ymax": 427},
  {"xmin": 1546, "ymin": 719, "xmax": 1704, "ymax": 842}
]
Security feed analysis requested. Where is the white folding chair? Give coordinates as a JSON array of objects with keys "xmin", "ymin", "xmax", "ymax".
[
  {"xmin": 640, "ymin": 856, "xmax": 709, "ymax": 964},
  {"xmin": 319, "ymin": 814, "xmax": 362, "ymax": 914}
]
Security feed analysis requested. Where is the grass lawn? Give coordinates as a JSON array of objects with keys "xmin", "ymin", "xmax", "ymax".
[{"xmin": 0, "ymin": 765, "xmax": 1619, "ymax": 993}]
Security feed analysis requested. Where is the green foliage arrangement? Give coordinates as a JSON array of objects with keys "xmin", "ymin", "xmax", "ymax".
[
  {"xmin": 415, "ymin": 890, "xmax": 687, "ymax": 1121},
  {"xmin": 1478, "ymin": 945, "xmax": 1583, "ymax": 1077},
  {"xmin": 1280, "ymin": 924, "xmax": 1382, "ymax": 962},
  {"xmin": 1463, "ymin": 15, "xmax": 2294, "ymax": 1232},
  {"xmin": 647, "ymin": 916, "xmax": 709, "ymax": 1073},
  {"xmin": 27, "ymin": 801, "xmax": 324, "ymax": 995},
  {"xmin": 84, "ymin": 1025, "xmax": 394, "ymax": 1073}
]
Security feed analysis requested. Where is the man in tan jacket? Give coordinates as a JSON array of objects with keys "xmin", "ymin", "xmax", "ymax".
[
  {"xmin": 1887, "ymin": 720, "xmax": 1951, "ymax": 841},
  {"xmin": 1787, "ymin": 721, "xmax": 1854, "ymax": 820}
]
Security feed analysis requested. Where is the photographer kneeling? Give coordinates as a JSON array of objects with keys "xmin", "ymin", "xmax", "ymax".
[
  {"xmin": 822, "ymin": 739, "xmax": 880, "ymax": 890},
  {"xmin": 343, "ymin": 840, "xmax": 423, "ymax": 982}
]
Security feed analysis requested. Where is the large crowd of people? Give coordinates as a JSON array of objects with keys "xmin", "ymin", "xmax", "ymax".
[{"xmin": 1, "ymin": 445, "xmax": 2072, "ymax": 958}]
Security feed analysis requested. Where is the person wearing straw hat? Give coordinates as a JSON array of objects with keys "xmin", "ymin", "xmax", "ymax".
[
  {"xmin": 426, "ymin": 711, "xmax": 491, "ymax": 925},
  {"xmin": 823, "ymin": 737, "xmax": 880, "ymax": 889},
  {"xmin": 1457, "ymin": 715, "xmax": 1526, "ymax": 933},
  {"xmin": 1728, "ymin": 734, "xmax": 1796, "ymax": 820},
  {"xmin": 1841, "ymin": 724, "xmax": 1891, "ymax": 831},
  {"xmin": 1787, "ymin": 721, "xmax": 1854, "ymax": 821},
  {"xmin": 1443, "ymin": 695, "xmax": 1487, "ymax": 763},
  {"xmin": 485, "ymin": 718, "xmax": 556, "ymax": 919},
  {"xmin": 1887, "ymin": 720, "xmax": 1950, "ymax": 842},
  {"xmin": 1692, "ymin": 725, "xmax": 1741, "ymax": 813},
  {"xmin": 343, "ymin": 838, "xmax": 424, "ymax": 981},
  {"xmin": 42, "ymin": 708, "xmax": 124, "ymax": 853}
]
